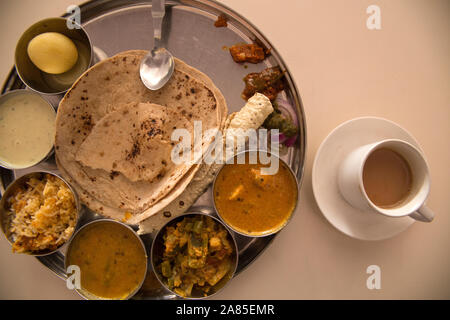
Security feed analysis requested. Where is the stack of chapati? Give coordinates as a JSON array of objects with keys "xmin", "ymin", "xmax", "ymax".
[{"xmin": 55, "ymin": 50, "xmax": 227, "ymax": 223}]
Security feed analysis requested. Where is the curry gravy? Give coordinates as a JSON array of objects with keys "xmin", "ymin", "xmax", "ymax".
[
  {"xmin": 214, "ymin": 156, "xmax": 298, "ymax": 236},
  {"xmin": 67, "ymin": 221, "xmax": 147, "ymax": 299}
]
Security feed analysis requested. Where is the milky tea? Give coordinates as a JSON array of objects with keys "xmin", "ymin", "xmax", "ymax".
[{"xmin": 362, "ymin": 148, "xmax": 413, "ymax": 208}]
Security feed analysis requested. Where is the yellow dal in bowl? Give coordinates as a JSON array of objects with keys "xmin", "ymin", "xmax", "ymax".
[{"xmin": 67, "ymin": 221, "xmax": 147, "ymax": 299}]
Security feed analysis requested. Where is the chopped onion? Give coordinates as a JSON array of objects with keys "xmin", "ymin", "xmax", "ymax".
[
  {"xmin": 277, "ymin": 132, "xmax": 290, "ymax": 145},
  {"xmin": 276, "ymin": 98, "xmax": 298, "ymax": 124},
  {"xmin": 284, "ymin": 135, "xmax": 297, "ymax": 147}
]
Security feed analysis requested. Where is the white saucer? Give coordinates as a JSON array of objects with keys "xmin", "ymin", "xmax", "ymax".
[{"xmin": 312, "ymin": 117, "xmax": 421, "ymax": 241}]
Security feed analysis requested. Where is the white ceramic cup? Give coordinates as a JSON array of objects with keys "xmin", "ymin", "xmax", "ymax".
[{"xmin": 338, "ymin": 139, "xmax": 434, "ymax": 222}]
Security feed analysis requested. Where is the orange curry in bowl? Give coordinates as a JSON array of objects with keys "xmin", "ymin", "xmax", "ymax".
[{"xmin": 213, "ymin": 152, "xmax": 298, "ymax": 236}]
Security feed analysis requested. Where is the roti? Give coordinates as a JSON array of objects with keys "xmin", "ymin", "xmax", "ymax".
[
  {"xmin": 55, "ymin": 50, "xmax": 227, "ymax": 222},
  {"xmin": 75, "ymin": 102, "xmax": 193, "ymax": 184}
]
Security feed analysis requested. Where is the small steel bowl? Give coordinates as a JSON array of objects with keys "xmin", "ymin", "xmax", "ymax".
[
  {"xmin": 212, "ymin": 150, "xmax": 299, "ymax": 237},
  {"xmin": 0, "ymin": 171, "xmax": 81, "ymax": 256},
  {"xmin": 151, "ymin": 212, "xmax": 239, "ymax": 299},
  {"xmin": 15, "ymin": 17, "xmax": 93, "ymax": 95},
  {"xmin": 0, "ymin": 90, "xmax": 56, "ymax": 170},
  {"xmin": 64, "ymin": 219, "xmax": 148, "ymax": 300}
]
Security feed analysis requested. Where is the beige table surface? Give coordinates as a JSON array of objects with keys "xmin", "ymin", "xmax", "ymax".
[{"xmin": 0, "ymin": 0, "xmax": 449, "ymax": 300}]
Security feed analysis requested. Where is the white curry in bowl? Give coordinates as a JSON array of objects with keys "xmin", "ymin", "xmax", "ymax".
[{"xmin": 0, "ymin": 90, "xmax": 55, "ymax": 169}]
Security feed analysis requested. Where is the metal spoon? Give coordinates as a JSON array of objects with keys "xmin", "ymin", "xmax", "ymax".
[{"xmin": 140, "ymin": 0, "xmax": 174, "ymax": 90}]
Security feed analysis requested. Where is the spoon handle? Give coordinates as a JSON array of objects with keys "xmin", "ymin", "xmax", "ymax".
[{"xmin": 152, "ymin": 0, "xmax": 165, "ymax": 49}]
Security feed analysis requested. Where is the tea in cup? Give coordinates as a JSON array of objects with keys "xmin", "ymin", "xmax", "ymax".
[{"xmin": 338, "ymin": 139, "xmax": 434, "ymax": 222}]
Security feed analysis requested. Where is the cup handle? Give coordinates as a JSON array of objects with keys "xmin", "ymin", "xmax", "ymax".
[{"xmin": 409, "ymin": 204, "xmax": 434, "ymax": 222}]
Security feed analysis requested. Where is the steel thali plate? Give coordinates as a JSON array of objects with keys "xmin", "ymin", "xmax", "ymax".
[{"xmin": 0, "ymin": 0, "xmax": 306, "ymax": 299}]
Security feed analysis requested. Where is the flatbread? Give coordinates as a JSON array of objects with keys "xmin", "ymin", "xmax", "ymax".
[
  {"xmin": 76, "ymin": 102, "xmax": 193, "ymax": 183},
  {"xmin": 55, "ymin": 50, "xmax": 227, "ymax": 221}
]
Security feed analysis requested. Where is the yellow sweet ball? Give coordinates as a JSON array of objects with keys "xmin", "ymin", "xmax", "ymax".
[{"xmin": 27, "ymin": 32, "xmax": 78, "ymax": 74}]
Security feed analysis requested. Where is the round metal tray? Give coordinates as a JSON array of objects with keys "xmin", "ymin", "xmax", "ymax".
[{"xmin": 0, "ymin": 0, "xmax": 306, "ymax": 299}]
